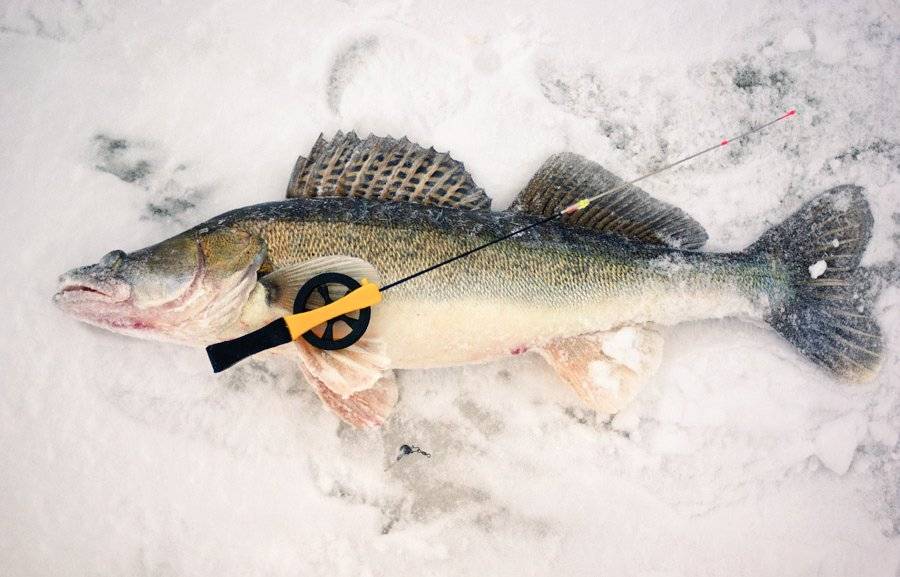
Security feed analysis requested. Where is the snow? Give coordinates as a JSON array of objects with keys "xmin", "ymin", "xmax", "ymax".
[
  {"xmin": 588, "ymin": 359, "xmax": 621, "ymax": 395},
  {"xmin": 814, "ymin": 412, "xmax": 868, "ymax": 475},
  {"xmin": 783, "ymin": 28, "xmax": 813, "ymax": 53},
  {"xmin": 809, "ymin": 259, "xmax": 828, "ymax": 278},
  {"xmin": 1, "ymin": 0, "xmax": 899, "ymax": 576}
]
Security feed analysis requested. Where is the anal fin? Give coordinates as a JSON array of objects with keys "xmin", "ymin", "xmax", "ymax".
[{"xmin": 536, "ymin": 326, "xmax": 663, "ymax": 413}]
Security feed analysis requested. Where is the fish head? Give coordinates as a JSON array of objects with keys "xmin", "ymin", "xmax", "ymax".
[{"xmin": 54, "ymin": 226, "xmax": 266, "ymax": 344}]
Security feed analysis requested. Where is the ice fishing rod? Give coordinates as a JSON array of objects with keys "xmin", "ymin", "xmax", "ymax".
[{"xmin": 206, "ymin": 109, "xmax": 797, "ymax": 372}]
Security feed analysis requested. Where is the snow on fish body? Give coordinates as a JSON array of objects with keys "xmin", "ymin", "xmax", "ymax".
[{"xmin": 54, "ymin": 133, "xmax": 884, "ymax": 426}]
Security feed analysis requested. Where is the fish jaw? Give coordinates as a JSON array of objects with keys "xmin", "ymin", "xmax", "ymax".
[
  {"xmin": 53, "ymin": 255, "xmax": 262, "ymax": 345},
  {"xmin": 53, "ymin": 269, "xmax": 158, "ymax": 337}
]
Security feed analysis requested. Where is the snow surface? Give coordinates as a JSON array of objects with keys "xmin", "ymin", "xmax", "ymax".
[{"xmin": 1, "ymin": 1, "xmax": 899, "ymax": 575}]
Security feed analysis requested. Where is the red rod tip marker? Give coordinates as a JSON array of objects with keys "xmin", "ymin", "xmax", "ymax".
[{"xmin": 720, "ymin": 139, "xmax": 729, "ymax": 146}]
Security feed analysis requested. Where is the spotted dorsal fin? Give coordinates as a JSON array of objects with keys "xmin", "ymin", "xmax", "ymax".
[
  {"xmin": 510, "ymin": 152, "xmax": 708, "ymax": 249},
  {"xmin": 286, "ymin": 132, "xmax": 491, "ymax": 210}
]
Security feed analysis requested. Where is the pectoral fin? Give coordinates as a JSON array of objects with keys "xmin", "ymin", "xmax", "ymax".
[
  {"xmin": 294, "ymin": 336, "xmax": 396, "ymax": 427},
  {"xmin": 295, "ymin": 338, "xmax": 391, "ymax": 396},
  {"xmin": 260, "ymin": 255, "xmax": 381, "ymax": 311},
  {"xmin": 536, "ymin": 327, "xmax": 663, "ymax": 413},
  {"xmin": 299, "ymin": 358, "xmax": 399, "ymax": 428}
]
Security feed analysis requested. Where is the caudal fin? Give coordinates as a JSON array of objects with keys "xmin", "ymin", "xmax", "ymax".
[{"xmin": 747, "ymin": 185, "xmax": 883, "ymax": 382}]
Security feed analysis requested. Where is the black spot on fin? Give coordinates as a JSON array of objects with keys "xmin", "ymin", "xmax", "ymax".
[
  {"xmin": 509, "ymin": 152, "xmax": 708, "ymax": 250},
  {"xmin": 747, "ymin": 185, "xmax": 883, "ymax": 382},
  {"xmin": 286, "ymin": 132, "xmax": 491, "ymax": 210}
]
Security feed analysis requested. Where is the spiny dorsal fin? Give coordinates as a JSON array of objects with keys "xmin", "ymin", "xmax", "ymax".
[
  {"xmin": 510, "ymin": 152, "xmax": 708, "ymax": 249},
  {"xmin": 286, "ymin": 132, "xmax": 491, "ymax": 210}
]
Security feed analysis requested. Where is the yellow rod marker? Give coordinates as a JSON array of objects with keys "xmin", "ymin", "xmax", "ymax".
[{"xmin": 283, "ymin": 279, "xmax": 382, "ymax": 339}]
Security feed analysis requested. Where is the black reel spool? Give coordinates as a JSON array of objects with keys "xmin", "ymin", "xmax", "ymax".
[{"xmin": 295, "ymin": 272, "xmax": 371, "ymax": 350}]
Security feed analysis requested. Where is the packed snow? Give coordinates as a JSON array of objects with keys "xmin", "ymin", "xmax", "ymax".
[{"xmin": 1, "ymin": 1, "xmax": 899, "ymax": 576}]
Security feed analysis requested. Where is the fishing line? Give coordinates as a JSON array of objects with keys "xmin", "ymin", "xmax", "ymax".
[{"xmin": 381, "ymin": 109, "xmax": 796, "ymax": 292}]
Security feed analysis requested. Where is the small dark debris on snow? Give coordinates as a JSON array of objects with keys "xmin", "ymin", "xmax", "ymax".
[{"xmin": 396, "ymin": 444, "xmax": 431, "ymax": 461}]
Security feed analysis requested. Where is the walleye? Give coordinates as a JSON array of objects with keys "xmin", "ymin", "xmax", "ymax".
[{"xmin": 54, "ymin": 132, "xmax": 884, "ymax": 427}]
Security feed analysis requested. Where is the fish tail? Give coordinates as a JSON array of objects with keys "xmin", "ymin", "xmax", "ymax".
[{"xmin": 747, "ymin": 185, "xmax": 883, "ymax": 382}]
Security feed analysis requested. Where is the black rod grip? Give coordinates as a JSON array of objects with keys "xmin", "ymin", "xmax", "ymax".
[{"xmin": 206, "ymin": 319, "xmax": 293, "ymax": 373}]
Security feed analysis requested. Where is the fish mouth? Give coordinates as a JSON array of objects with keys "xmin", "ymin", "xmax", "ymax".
[
  {"xmin": 53, "ymin": 276, "xmax": 131, "ymax": 305},
  {"xmin": 53, "ymin": 275, "xmax": 152, "ymax": 332}
]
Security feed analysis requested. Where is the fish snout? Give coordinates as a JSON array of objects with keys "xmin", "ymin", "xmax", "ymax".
[{"xmin": 53, "ymin": 268, "xmax": 132, "ymax": 306}]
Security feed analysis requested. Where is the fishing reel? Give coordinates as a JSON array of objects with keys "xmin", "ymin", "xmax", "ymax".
[
  {"xmin": 206, "ymin": 272, "xmax": 380, "ymax": 372},
  {"xmin": 294, "ymin": 273, "xmax": 371, "ymax": 350}
]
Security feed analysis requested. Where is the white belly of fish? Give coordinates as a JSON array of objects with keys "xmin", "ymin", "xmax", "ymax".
[{"xmin": 373, "ymin": 287, "xmax": 765, "ymax": 369}]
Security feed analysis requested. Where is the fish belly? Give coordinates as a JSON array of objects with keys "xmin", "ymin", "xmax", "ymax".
[{"xmin": 372, "ymin": 284, "xmax": 765, "ymax": 369}]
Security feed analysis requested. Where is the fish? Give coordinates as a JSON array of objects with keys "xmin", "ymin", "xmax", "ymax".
[{"xmin": 54, "ymin": 132, "xmax": 884, "ymax": 427}]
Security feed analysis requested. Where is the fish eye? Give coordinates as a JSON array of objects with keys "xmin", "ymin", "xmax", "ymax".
[{"xmin": 100, "ymin": 250, "xmax": 126, "ymax": 267}]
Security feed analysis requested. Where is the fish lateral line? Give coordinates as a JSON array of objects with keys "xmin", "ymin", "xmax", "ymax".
[{"xmin": 206, "ymin": 109, "xmax": 797, "ymax": 371}]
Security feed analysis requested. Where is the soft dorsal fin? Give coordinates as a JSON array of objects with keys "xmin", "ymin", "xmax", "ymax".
[
  {"xmin": 510, "ymin": 153, "xmax": 708, "ymax": 249},
  {"xmin": 286, "ymin": 132, "xmax": 492, "ymax": 210}
]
